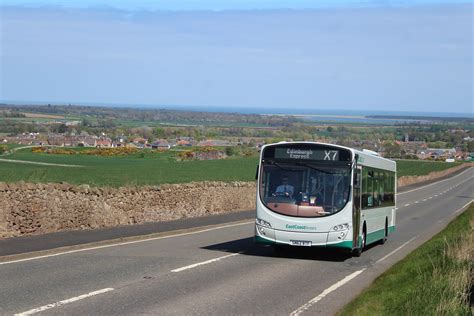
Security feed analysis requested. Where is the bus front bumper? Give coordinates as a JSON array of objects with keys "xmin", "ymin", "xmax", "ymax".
[{"xmin": 254, "ymin": 224, "xmax": 353, "ymax": 249}]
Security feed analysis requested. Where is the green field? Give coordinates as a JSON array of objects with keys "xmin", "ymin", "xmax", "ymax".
[
  {"xmin": 0, "ymin": 148, "xmax": 259, "ymax": 186},
  {"xmin": 395, "ymin": 159, "xmax": 462, "ymax": 177},
  {"xmin": 339, "ymin": 203, "xmax": 473, "ymax": 315},
  {"xmin": 0, "ymin": 148, "xmax": 465, "ymax": 187}
]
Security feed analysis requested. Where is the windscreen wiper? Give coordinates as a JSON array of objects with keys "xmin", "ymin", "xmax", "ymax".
[{"xmin": 267, "ymin": 161, "xmax": 301, "ymax": 172}]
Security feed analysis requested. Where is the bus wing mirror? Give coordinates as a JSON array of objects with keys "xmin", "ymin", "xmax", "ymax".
[
  {"xmin": 255, "ymin": 165, "xmax": 259, "ymax": 180},
  {"xmin": 354, "ymin": 171, "xmax": 361, "ymax": 188}
]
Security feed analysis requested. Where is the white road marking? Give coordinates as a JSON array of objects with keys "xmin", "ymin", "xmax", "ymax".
[
  {"xmin": 455, "ymin": 200, "xmax": 473, "ymax": 214},
  {"xmin": 289, "ymin": 269, "xmax": 365, "ymax": 316},
  {"xmin": 422, "ymin": 199, "xmax": 427, "ymax": 202},
  {"xmin": 376, "ymin": 236, "xmax": 417, "ymax": 264},
  {"xmin": 404, "ymin": 204, "xmax": 410, "ymax": 207},
  {"xmin": 0, "ymin": 221, "xmax": 253, "ymax": 266},
  {"xmin": 397, "ymin": 168, "xmax": 472, "ymax": 196},
  {"xmin": 15, "ymin": 288, "xmax": 114, "ymax": 315},
  {"xmin": 414, "ymin": 201, "xmax": 419, "ymax": 204},
  {"xmin": 389, "ymin": 201, "xmax": 473, "ymax": 264},
  {"xmin": 171, "ymin": 252, "xmax": 241, "ymax": 273}
]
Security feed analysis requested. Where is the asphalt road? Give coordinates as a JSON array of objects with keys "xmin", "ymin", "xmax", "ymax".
[{"xmin": 1, "ymin": 167, "xmax": 472, "ymax": 315}]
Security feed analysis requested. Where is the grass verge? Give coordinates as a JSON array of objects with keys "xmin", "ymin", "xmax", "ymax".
[{"xmin": 338, "ymin": 202, "xmax": 473, "ymax": 316}]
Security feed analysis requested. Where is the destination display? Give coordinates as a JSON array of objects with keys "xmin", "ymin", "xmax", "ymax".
[{"xmin": 274, "ymin": 147, "xmax": 341, "ymax": 161}]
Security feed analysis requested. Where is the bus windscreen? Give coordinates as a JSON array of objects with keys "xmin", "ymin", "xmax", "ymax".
[{"xmin": 260, "ymin": 144, "xmax": 352, "ymax": 217}]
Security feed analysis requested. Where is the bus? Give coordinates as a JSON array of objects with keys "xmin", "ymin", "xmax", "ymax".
[{"xmin": 255, "ymin": 141, "xmax": 396, "ymax": 256}]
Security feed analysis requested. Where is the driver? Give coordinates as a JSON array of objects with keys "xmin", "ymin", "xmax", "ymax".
[{"xmin": 275, "ymin": 176, "xmax": 294, "ymax": 198}]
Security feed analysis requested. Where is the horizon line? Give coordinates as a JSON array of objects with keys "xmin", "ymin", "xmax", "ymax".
[{"xmin": 1, "ymin": 100, "xmax": 472, "ymax": 117}]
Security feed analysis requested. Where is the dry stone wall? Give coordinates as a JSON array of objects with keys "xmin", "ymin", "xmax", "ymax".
[
  {"xmin": 0, "ymin": 181, "xmax": 256, "ymax": 239},
  {"xmin": 0, "ymin": 163, "xmax": 471, "ymax": 239}
]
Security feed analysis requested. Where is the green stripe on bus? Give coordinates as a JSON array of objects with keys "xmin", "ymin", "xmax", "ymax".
[
  {"xmin": 254, "ymin": 235, "xmax": 275, "ymax": 245},
  {"xmin": 326, "ymin": 240, "xmax": 353, "ymax": 249},
  {"xmin": 366, "ymin": 228, "xmax": 385, "ymax": 245}
]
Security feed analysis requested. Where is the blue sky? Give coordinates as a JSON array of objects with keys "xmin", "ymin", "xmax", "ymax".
[
  {"xmin": 1, "ymin": 0, "xmax": 471, "ymax": 11},
  {"xmin": 0, "ymin": 1, "xmax": 472, "ymax": 113}
]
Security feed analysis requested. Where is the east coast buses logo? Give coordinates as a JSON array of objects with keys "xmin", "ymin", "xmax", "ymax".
[
  {"xmin": 286, "ymin": 148, "xmax": 313, "ymax": 159},
  {"xmin": 285, "ymin": 224, "xmax": 317, "ymax": 231}
]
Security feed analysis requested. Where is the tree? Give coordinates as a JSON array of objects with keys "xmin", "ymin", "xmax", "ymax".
[
  {"xmin": 384, "ymin": 142, "xmax": 402, "ymax": 158},
  {"xmin": 467, "ymin": 141, "xmax": 474, "ymax": 152},
  {"xmin": 81, "ymin": 118, "xmax": 93, "ymax": 127},
  {"xmin": 154, "ymin": 127, "xmax": 165, "ymax": 138},
  {"xmin": 50, "ymin": 123, "xmax": 68, "ymax": 134},
  {"xmin": 225, "ymin": 146, "xmax": 236, "ymax": 156},
  {"xmin": 0, "ymin": 145, "xmax": 7, "ymax": 154}
]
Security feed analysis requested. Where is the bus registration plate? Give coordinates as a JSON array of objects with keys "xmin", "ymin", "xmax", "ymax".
[{"xmin": 290, "ymin": 240, "xmax": 312, "ymax": 247}]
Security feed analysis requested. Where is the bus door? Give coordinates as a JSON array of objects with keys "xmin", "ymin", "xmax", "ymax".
[{"xmin": 352, "ymin": 167, "xmax": 362, "ymax": 249}]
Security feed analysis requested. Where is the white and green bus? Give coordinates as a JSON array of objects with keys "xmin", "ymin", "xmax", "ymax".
[{"xmin": 255, "ymin": 142, "xmax": 396, "ymax": 256}]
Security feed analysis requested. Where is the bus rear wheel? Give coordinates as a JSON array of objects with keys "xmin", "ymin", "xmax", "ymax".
[{"xmin": 380, "ymin": 218, "xmax": 388, "ymax": 245}]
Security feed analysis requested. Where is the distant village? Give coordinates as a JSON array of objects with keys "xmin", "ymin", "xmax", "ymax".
[
  {"xmin": 2, "ymin": 131, "xmax": 473, "ymax": 162},
  {"xmin": 1, "ymin": 105, "xmax": 472, "ymax": 161},
  {"xmin": 1, "ymin": 132, "xmax": 246, "ymax": 149}
]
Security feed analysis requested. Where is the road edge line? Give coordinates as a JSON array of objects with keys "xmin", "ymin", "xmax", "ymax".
[
  {"xmin": 289, "ymin": 269, "xmax": 366, "ymax": 316},
  {"xmin": 375, "ymin": 236, "xmax": 417, "ymax": 264}
]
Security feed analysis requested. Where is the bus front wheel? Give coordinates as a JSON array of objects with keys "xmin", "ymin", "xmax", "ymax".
[{"xmin": 352, "ymin": 227, "xmax": 366, "ymax": 257}]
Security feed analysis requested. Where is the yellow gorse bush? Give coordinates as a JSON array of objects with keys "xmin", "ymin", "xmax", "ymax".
[{"xmin": 32, "ymin": 146, "xmax": 140, "ymax": 156}]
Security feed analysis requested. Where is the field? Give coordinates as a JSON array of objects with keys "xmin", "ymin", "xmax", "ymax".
[
  {"xmin": 22, "ymin": 112, "xmax": 65, "ymax": 119},
  {"xmin": 0, "ymin": 148, "xmax": 465, "ymax": 187},
  {"xmin": 395, "ymin": 159, "xmax": 462, "ymax": 177},
  {"xmin": 0, "ymin": 148, "xmax": 259, "ymax": 186},
  {"xmin": 338, "ymin": 203, "xmax": 473, "ymax": 315}
]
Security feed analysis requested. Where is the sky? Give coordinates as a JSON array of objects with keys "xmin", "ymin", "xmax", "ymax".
[
  {"xmin": 0, "ymin": 0, "xmax": 470, "ymax": 11},
  {"xmin": 0, "ymin": 1, "xmax": 472, "ymax": 114}
]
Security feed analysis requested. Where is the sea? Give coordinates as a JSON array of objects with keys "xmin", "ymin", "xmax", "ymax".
[{"xmin": 1, "ymin": 100, "xmax": 472, "ymax": 124}]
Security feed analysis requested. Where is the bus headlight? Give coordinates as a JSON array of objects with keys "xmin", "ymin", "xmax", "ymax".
[
  {"xmin": 256, "ymin": 218, "xmax": 272, "ymax": 228},
  {"xmin": 338, "ymin": 231, "xmax": 348, "ymax": 240},
  {"xmin": 332, "ymin": 223, "xmax": 350, "ymax": 231}
]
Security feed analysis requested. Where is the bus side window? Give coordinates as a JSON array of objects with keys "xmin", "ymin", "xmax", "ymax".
[{"xmin": 362, "ymin": 168, "xmax": 368, "ymax": 208}]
